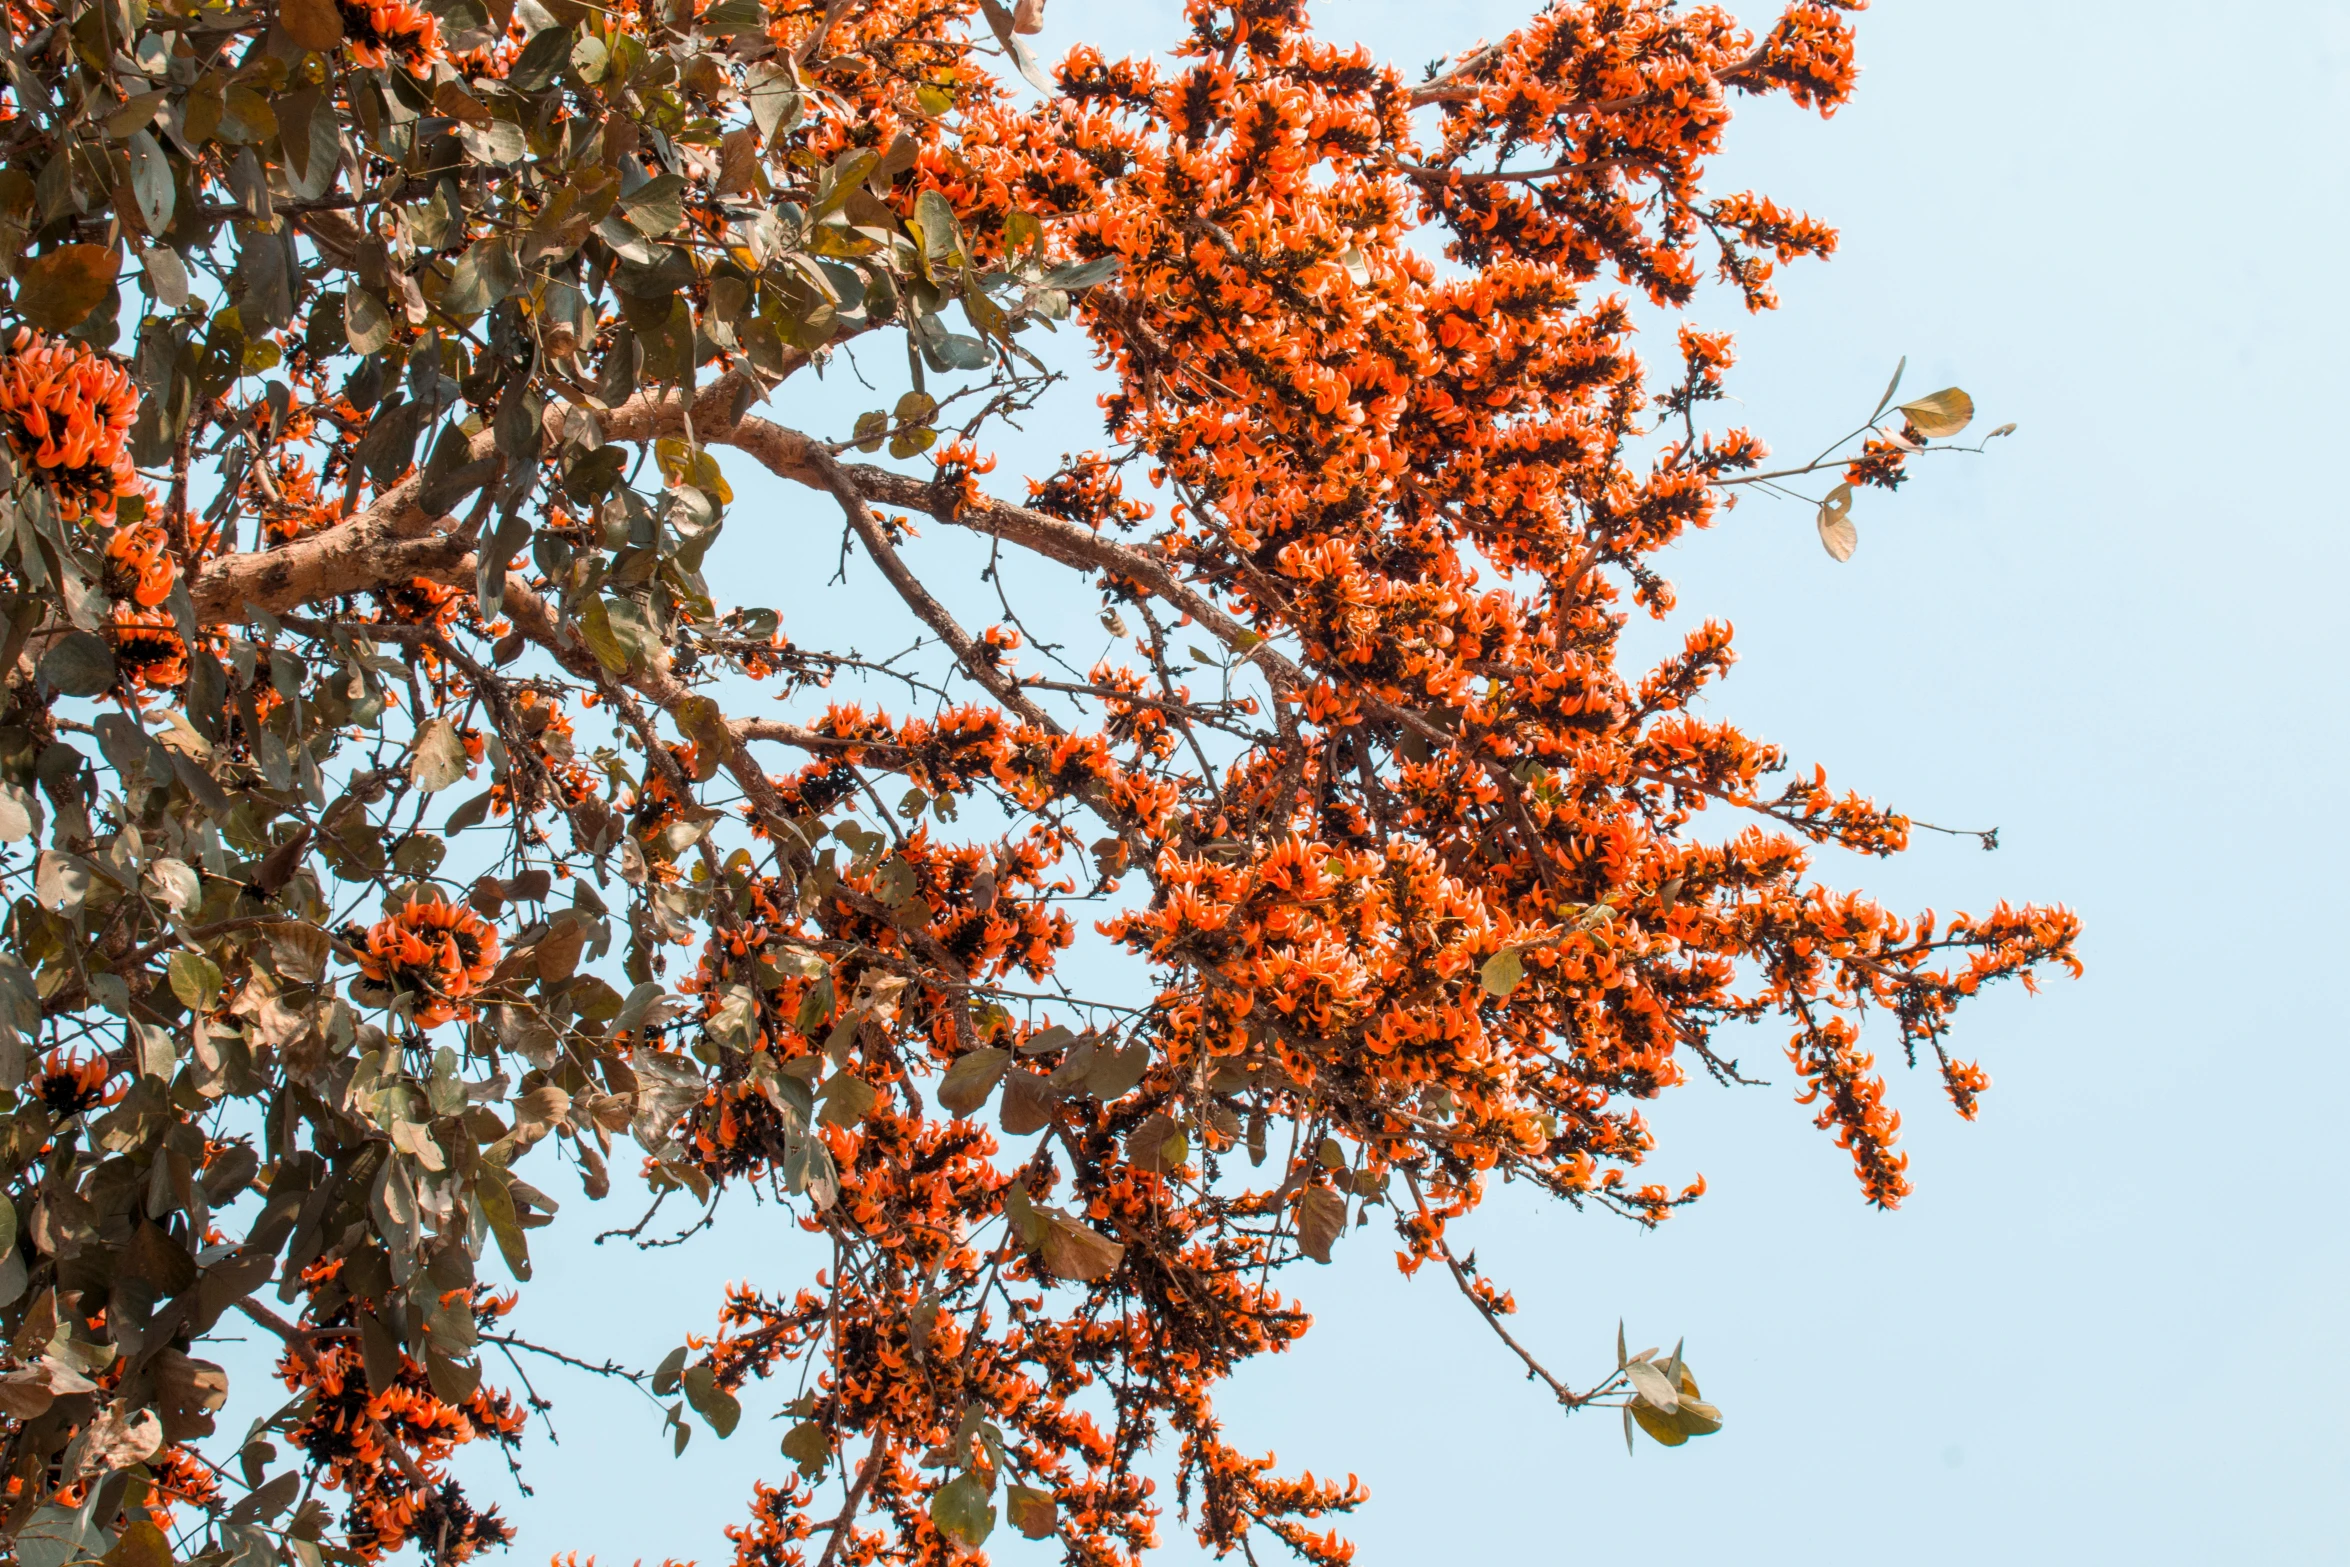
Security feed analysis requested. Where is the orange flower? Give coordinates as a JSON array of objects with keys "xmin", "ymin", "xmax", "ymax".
[
  {"xmin": 111, "ymin": 606, "xmax": 187, "ymax": 692},
  {"xmin": 34, "ymin": 1049, "xmax": 120, "ymax": 1117},
  {"xmin": 0, "ymin": 328, "xmax": 139, "ymax": 524},
  {"xmin": 336, "ymin": 0, "xmax": 443, "ymax": 68},
  {"xmin": 103, "ymin": 523, "xmax": 175, "ymax": 607},
  {"xmin": 356, "ymin": 896, "xmax": 500, "ymax": 1027}
]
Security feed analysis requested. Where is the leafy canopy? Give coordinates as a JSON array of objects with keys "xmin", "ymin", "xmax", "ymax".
[{"xmin": 0, "ymin": 0, "xmax": 2077, "ymax": 1562}]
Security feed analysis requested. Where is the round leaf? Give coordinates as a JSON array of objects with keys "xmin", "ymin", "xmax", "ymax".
[
  {"xmin": 1896, "ymin": 387, "xmax": 1974, "ymax": 440},
  {"xmin": 1480, "ymin": 948, "xmax": 1524, "ymax": 997},
  {"xmin": 40, "ymin": 631, "xmax": 117, "ymax": 697},
  {"xmin": 1007, "ymin": 1484, "xmax": 1056, "ymax": 1540},
  {"xmin": 1039, "ymin": 1212, "xmax": 1124, "ymax": 1282},
  {"xmin": 168, "ymin": 950, "xmax": 223, "ymax": 1014},
  {"xmin": 15, "ymin": 246, "xmax": 120, "ymax": 333},
  {"xmin": 1296, "ymin": 1185, "xmax": 1347, "ymax": 1264},
  {"xmin": 938, "ymin": 1046, "xmax": 1011, "ymax": 1116},
  {"xmin": 410, "ymin": 718, "xmax": 470, "ymax": 792}
]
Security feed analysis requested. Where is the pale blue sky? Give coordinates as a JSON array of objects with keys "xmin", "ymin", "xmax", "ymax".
[{"xmin": 469, "ymin": 5, "xmax": 2350, "ymax": 1562}]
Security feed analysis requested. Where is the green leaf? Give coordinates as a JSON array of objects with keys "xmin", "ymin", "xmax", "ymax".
[
  {"xmin": 40, "ymin": 630, "xmax": 116, "ymax": 696},
  {"xmin": 570, "ymin": 32, "xmax": 610, "ymax": 83},
  {"xmin": 745, "ymin": 64, "xmax": 801, "ymax": 140},
  {"xmin": 126, "ymin": 131, "xmax": 174, "ymax": 234},
  {"xmin": 621, "ymin": 174, "xmax": 686, "ymax": 237},
  {"xmin": 577, "ymin": 596, "xmax": 632, "ymax": 672},
  {"xmin": 1086, "ymin": 1040, "xmax": 1149, "ymax": 1100},
  {"xmin": 930, "ymin": 1471, "xmax": 996, "ymax": 1547},
  {"xmin": 680, "ymin": 1363, "xmax": 741, "ymax": 1437},
  {"xmin": 933, "ymin": 331, "xmax": 992, "ymax": 371},
  {"xmin": 508, "ymin": 24, "xmax": 573, "ymax": 90},
  {"xmin": 345, "ymin": 287, "xmax": 392, "ymax": 355},
  {"xmin": 476, "ymin": 1166, "xmax": 533, "ymax": 1281},
  {"xmin": 1043, "ymin": 255, "xmax": 1122, "ymax": 291},
  {"xmin": 707, "ymin": 984, "xmax": 758, "ymax": 1049},
  {"xmin": 16, "ymin": 245, "xmax": 120, "ymax": 332},
  {"xmin": 914, "ymin": 189, "xmax": 964, "ymax": 262},
  {"xmin": 781, "ymin": 1419, "xmax": 829, "ymax": 1476},
  {"xmin": 610, "ymin": 981, "xmax": 668, "ymax": 1038},
  {"xmin": 817, "ymin": 1072, "xmax": 877, "ymax": 1128},
  {"xmin": 698, "ymin": 0, "xmax": 762, "ymax": 32},
  {"xmin": 0, "ymin": 783, "xmax": 34, "ymax": 843},
  {"xmin": 874, "ymin": 854, "xmax": 918, "ymax": 906},
  {"xmin": 937, "ymin": 1046, "xmax": 1010, "ymax": 1116},
  {"xmin": 672, "ymin": 694, "xmax": 732, "ymax": 779},
  {"xmin": 1479, "ymin": 948, "xmax": 1524, "ymax": 998},
  {"xmin": 34, "ymin": 851, "xmax": 90, "ymax": 915},
  {"xmin": 101, "ymin": 1519, "xmax": 174, "ymax": 1567},
  {"xmin": 443, "ymin": 237, "xmax": 518, "ymax": 319},
  {"xmin": 168, "ymin": 950, "xmax": 223, "ymax": 1013}
]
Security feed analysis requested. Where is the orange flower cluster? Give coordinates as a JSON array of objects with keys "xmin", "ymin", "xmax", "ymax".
[
  {"xmin": 33, "ymin": 1049, "xmax": 120, "ymax": 1118},
  {"xmin": 636, "ymin": 6, "xmax": 2079, "ymax": 1558},
  {"xmin": 275, "ymin": 1268, "xmax": 524, "ymax": 1562},
  {"xmin": 354, "ymin": 896, "xmax": 500, "ymax": 1027},
  {"xmin": 335, "ymin": 0, "xmax": 443, "ymax": 69},
  {"xmin": 0, "ymin": 329, "xmax": 139, "ymax": 523},
  {"xmin": 0, "ymin": 1, "xmax": 2076, "ymax": 1561}
]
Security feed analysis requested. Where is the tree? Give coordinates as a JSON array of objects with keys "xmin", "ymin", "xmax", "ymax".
[{"xmin": 0, "ymin": 0, "xmax": 2079, "ymax": 1561}]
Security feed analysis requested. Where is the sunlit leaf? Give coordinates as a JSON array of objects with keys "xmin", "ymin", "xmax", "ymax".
[
  {"xmin": 410, "ymin": 718, "xmax": 470, "ymax": 792},
  {"xmin": 1896, "ymin": 386, "xmax": 1974, "ymax": 440}
]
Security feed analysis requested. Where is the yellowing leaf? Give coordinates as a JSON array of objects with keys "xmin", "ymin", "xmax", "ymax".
[
  {"xmin": 1628, "ymin": 1362, "xmax": 1723, "ymax": 1447},
  {"xmin": 1480, "ymin": 948, "xmax": 1524, "ymax": 997},
  {"xmin": 410, "ymin": 718, "xmax": 470, "ymax": 792},
  {"xmin": 817, "ymin": 1072, "xmax": 877, "ymax": 1128},
  {"xmin": 168, "ymin": 951, "xmax": 222, "ymax": 1013},
  {"xmin": 1896, "ymin": 386, "xmax": 1974, "ymax": 440},
  {"xmin": 1007, "ymin": 1484, "xmax": 1056, "ymax": 1539}
]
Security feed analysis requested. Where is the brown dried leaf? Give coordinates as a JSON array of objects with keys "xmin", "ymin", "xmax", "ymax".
[
  {"xmin": 1297, "ymin": 1185, "xmax": 1347, "ymax": 1264},
  {"xmin": 1039, "ymin": 1211, "xmax": 1122, "ymax": 1282},
  {"xmin": 15, "ymin": 246, "xmax": 119, "ymax": 332},
  {"xmin": 280, "ymin": 0, "xmax": 345, "ymax": 50}
]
